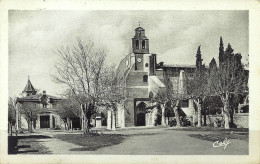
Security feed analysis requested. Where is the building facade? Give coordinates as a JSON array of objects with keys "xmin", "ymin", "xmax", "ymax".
[
  {"xmin": 15, "ymin": 77, "xmax": 65, "ymax": 130},
  {"xmin": 112, "ymin": 26, "xmax": 196, "ymax": 128}
]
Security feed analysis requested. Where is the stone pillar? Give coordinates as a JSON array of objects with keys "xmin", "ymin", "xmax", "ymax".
[
  {"xmin": 161, "ymin": 104, "xmax": 166, "ymax": 126},
  {"xmin": 189, "ymin": 99, "xmax": 194, "ymax": 108},
  {"xmin": 49, "ymin": 114, "xmax": 53, "ymax": 129},
  {"xmin": 151, "ymin": 108, "xmax": 158, "ymax": 126},
  {"xmin": 238, "ymin": 104, "xmax": 241, "ymax": 113},
  {"xmin": 36, "ymin": 115, "xmax": 40, "ymax": 129},
  {"xmin": 107, "ymin": 109, "xmax": 112, "ymax": 130},
  {"xmin": 95, "ymin": 116, "xmax": 102, "ymax": 128},
  {"xmin": 146, "ymin": 112, "xmax": 150, "ymax": 126}
]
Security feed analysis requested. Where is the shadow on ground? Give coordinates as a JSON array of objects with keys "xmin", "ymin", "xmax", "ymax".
[{"xmin": 9, "ymin": 135, "xmax": 52, "ymax": 154}]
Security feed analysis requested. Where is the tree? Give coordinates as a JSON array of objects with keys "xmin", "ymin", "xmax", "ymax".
[
  {"xmin": 56, "ymin": 96, "xmax": 81, "ymax": 130},
  {"xmin": 52, "ymin": 39, "xmax": 122, "ymax": 134},
  {"xmin": 97, "ymin": 65, "xmax": 126, "ymax": 130},
  {"xmin": 187, "ymin": 46, "xmax": 208, "ymax": 127},
  {"xmin": 20, "ymin": 102, "xmax": 40, "ymax": 132},
  {"xmin": 208, "ymin": 40, "xmax": 246, "ymax": 129},
  {"xmin": 8, "ymin": 97, "xmax": 16, "ymax": 136},
  {"xmin": 152, "ymin": 68, "xmax": 189, "ymax": 127}
]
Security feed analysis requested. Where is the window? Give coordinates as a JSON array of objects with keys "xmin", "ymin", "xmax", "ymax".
[
  {"xmin": 142, "ymin": 40, "xmax": 145, "ymax": 49},
  {"xmin": 136, "ymin": 40, "xmax": 139, "ymax": 49},
  {"xmin": 138, "ymin": 31, "xmax": 141, "ymax": 36},
  {"xmin": 143, "ymin": 75, "xmax": 148, "ymax": 82},
  {"xmin": 145, "ymin": 63, "xmax": 148, "ymax": 67}
]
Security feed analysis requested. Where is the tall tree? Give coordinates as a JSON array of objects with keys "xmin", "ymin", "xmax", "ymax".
[
  {"xmin": 52, "ymin": 39, "xmax": 107, "ymax": 134},
  {"xmin": 8, "ymin": 97, "xmax": 16, "ymax": 136},
  {"xmin": 20, "ymin": 102, "xmax": 40, "ymax": 132},
  {"xmin": 209, "ymin": 41, "xmax": 246, "ymax": 129},
  {"xmin": 152, "ymin": 67, "xmax": 190, "ymax": 127},
  {"xmin": 187, "ymin": 46, "xmax": 208, "ymax": 127},
  {"xmin": 56, "ymin": 96, "xmax": 81, "ymax": 130},
  {"xmin": 53, "ymin": 39, "xmax": 125, "ymax": 133},
  {"xmin": 218, "ymin": 37, "xmax": 225, "ymax": 68},
  {"xmin": 97, "ymin": 65, "xmax": 126, "ymax": 130}
]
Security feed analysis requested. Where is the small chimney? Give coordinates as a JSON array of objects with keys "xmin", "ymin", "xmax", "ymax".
[{"xmin": 43, "ymin": 90, "xmax": 46, "ymax": 95}]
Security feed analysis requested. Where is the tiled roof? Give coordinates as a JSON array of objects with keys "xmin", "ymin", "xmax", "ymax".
[
  {"xmin": 23, "ymin": 79, "xmax": 36, "ymax": 93},
  {"xmin": 17, "ymin": 93, "xmax": 61, "ymax": 102},
  {"xmin": 135, "ymin": 27, "xmax": 145, "ymax": 31},
  {"xmin": 163, "ymin": 64, "xmax": 196, "ymax": 68},
  {"xmin": 163, "ymin": 64, "xmax": 209, "ymax": 69}
]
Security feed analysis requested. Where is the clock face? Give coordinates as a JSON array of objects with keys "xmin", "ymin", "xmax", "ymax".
[{"xmin": 137, "ymin": 58, "xmax": 142, "ymax": 63}]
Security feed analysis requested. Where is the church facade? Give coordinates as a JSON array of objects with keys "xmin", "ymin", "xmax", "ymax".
[{"xmin": 110, "ymin": 26, "xmax": 196, "ymax": 128}]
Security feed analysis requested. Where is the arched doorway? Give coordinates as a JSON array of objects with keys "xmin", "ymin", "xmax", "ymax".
[
  {"xmin": 137, "ymin": 113, "xmax": 145, "ymax": 126},
  {"xmin": 135, "ymin": 102, "xmax": 147, "ymax": 126}
]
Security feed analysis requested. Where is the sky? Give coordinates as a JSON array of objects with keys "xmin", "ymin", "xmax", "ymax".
[{"xmin": 8, "ymin": 10, "xmax": 249, "ymax": 98}]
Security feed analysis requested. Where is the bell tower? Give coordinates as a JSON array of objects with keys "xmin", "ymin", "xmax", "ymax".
[{"xmin": 132, "ymin": 26, "xmax": 149, "ymax": 54}]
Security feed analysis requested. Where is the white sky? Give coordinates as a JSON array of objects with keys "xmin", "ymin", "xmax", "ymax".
[{"xmin": 8, "ymin": 10, "xmax": 249, "ymax": 98}]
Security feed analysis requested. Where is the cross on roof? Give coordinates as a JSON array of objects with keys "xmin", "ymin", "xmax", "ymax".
[{"xmin": 138, "ymin": 21, "xmax": 141, "ymax": 27}]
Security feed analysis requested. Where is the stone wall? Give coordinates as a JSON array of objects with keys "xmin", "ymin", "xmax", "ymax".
[
  {"xmin": 126, "ymin": 71, "xmax": 148, "ymax": 87},
  {"xmin": 203, "ymin": 114, "xmax": 249, "ymax": 128}
]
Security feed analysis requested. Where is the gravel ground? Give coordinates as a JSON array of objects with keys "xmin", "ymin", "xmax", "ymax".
[{"xmin": 13, "ymin": 127, "xmax": 248, "ymax": 155}]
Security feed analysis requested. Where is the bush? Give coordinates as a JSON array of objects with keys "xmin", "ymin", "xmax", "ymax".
[
  {"xmin": 169, "ymin": 119, "xmax": 177, "ymax": 127},
  {"xmin": 181, "ymin": 117, "xmax": 191, "ymax": 127}
]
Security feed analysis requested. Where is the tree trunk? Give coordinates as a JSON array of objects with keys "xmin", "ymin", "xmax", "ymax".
[
  {"xmin": 83, "ymin": 116, "xmax": 90, "ymax": 135},
  {"xmin": 107, "ymin": 109, "xmax": 112, "ymax": 130},
  {"xmin": 197, "ymin": 106, "xmax": 202, "ymax": 127},
  {"xmin": 223, "ymin": 101, "xmax": 230, "ymax": 129},
  {"xmin": 8, "ymin": 122, "xmax": 11, "ymax": 135},
  {"xmin": 192, "ymin": 110, "xmax": 197, "ymax": 127},
  {"xmin": 112, "ymin": 110, "xmax": 116, "ymax": 130},
  {"xmin": 230, "ymin": 108, "xmax": 234, "ymax": 127},
  {"xmin": 15, "ymin": 104, "xmax": 20, "ymax": 134},
  {"xmin": 161, "ymin": 104, "xmax": 166, "ymax": 126},
  {"xmin": 194, "ymin": 99, "xmax": 202, "ymax": 127},
  {"xmin": 10, "ymin": 122, "xmax": 13, "ymax": 136},
  {"xmin": 81, "ymin": 104, "xmax": 85, "ymax": 131},
  {"xmin": 173, "ymin": 106, "xmax": 181, "ymax": 127},
  {"xmin": 28, "ymin": 120, "xmax": 33, "ymax": 132},
  {"xmin": 203, "ymin": 108, "xmax": 207, "ymax": 126}
]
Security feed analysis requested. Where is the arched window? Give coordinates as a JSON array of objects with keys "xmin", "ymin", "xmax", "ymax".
[
  {"xmin": 142, "ymin": 40, "xmax": 145, "ymax": 49},
  {"xmin": 145, "ymin": 63, "xmax": 148, "ymax": 67},
  {"xmin": 143, "ymin": 75, "xmax": 148, "ymax": 82},
  {"xmin": 136, "ymin": 40, "xmax": 139, "ymax": 49}
]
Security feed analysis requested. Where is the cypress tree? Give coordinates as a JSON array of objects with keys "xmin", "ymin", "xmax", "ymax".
[
  {"xmin": 219, "ymin": 37, "xmax": 225, "ymax": 68},
  {"xmin": 196, "ymin": 45, "xmax": 203, "ymax": 71}
]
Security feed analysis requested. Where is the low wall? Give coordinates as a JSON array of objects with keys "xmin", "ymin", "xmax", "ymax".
[
  {"xmin": 205, "ymin": 113, "xmax": 248, "ymax": 128},
  {"xmin": 165, "ymin": 113, "xmax": 249, "ymax": 128}
]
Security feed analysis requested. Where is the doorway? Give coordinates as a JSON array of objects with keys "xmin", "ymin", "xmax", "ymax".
[
  {"xmin": 137, "ymin": 113, "xmax": 145, "ymax": 126},
  {"xmin": 40, "ymin": 115, "xmax": 50, "ymax": 128}
]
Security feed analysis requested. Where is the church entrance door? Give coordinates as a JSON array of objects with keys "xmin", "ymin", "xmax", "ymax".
[
  {"xmin": 137, "ymin": 113, "xmax": 145, "ymax": 126},
  {"xmin": 40, "ymin": 115, "xmax": 50, "ymax": 128}
]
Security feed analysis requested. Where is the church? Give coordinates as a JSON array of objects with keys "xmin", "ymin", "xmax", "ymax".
[{"xmin": 108, "ymin": 26, "xmax": 196, "ymax": 128}]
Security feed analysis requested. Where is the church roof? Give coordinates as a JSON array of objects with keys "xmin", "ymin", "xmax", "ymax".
[
  {"xmin": 23, "ymin": 78, "xmax": 36, "ymax": 93},
  {"xmin": 135, "ymin": 27, "xmax": 145, "ymax": 31}
]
